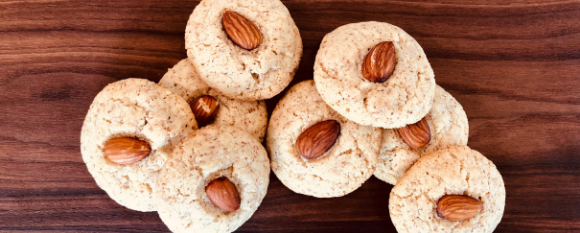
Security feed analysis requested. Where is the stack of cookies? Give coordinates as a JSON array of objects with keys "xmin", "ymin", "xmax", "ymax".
[
  {"xmin": 81, "ymin": 0, "xmax": 301, "ymax": 232},
  {"xmin": 81, "ymin": 0, "xmax": 505, "ymax": 232},
  {"xmin": 268, "ymin": 21, "xmax": 506, "ymax": 232}
]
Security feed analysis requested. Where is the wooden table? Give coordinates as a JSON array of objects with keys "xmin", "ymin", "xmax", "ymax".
[{"xmin": 1, "ymin": 0, "xmax": 579, "ymax": 232}]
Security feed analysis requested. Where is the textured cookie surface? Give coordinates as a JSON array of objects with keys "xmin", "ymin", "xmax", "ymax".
[
  {"xmin": 155, "ymin": 125, "xmax": 270, "ymax": 233},
  {"xmin": 159, "ymin": 58, "xmax": 268, "ymax": 141},
  {"xmin": 267, "ymin": 80, "xmax": 382, "ymax": 198},
  {"xmin": 314, "ymin": 21, "xmax": 435, "ymax": 128},
  {"xmin": 185, "ymin": 0, "xmax": 302, "ymax": 100},
  {"xmin": 80, "ymin": 78, "xmax": 197, "ymax": 212},
  {"xmin": 389, "ymin": 145, "xmax": 506, "ymax": 233},
  {"xmin": 375, "ymin": 85, "xmax": 469, "ymax": 185}
]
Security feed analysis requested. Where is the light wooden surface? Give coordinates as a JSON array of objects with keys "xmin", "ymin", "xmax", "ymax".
[{"xmin": 1, "ymin": 0, "xmax": 580, "ymax": 232}]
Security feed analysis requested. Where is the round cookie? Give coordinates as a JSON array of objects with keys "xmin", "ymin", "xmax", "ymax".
[
  {"xmin": 375, "ymin": 85, "xmax": 469, "ymax": 185},
  {"xmin": 155, "ymin": 125, "xmax": 270, "ymax": 233},
  {"xmin": 185, "ymin": 0, "xmax": 303, "ymax": 100},
  {"xmin": 267, "ymin": 80, "xmax": 382, "ymax": 198},
  {"xmin": 314, "ymin": 21, "xmax": 435, "ymax": 128},
  {"xmin": 80, "ymin": 78, "xmax": 198, "ymax": 212},
  {"xmin": 389, "ymin": 145, "xmax": 506, "ymax": 233},
  {"xmin": 159, "ymin": 58, "xmax": 268, "ymax": 142}
]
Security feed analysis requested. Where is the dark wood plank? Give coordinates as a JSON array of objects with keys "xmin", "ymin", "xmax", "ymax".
[{"xmin": 1, "ymin": 0, "xmax": 579, "ymax": 232}]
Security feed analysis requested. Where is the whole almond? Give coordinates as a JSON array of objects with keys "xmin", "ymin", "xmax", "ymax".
[
  {"xmin": 362, "ymin": 41, "xmax": 396, "ymax": 83},
  {"xmin": 437, "ymin": 195, "xmax": 483, "ymax": 221},
  {"xmin": 296, "ymin": 120, "xmax": 341, "ymax": 159},
  {"xmin": 222, "ymin": 11, "xmax": 263, "ymax": 50},
  {"xmin": 190, "ymin": 95, "xmax": 219, "ymax": 128},
  {"xmin": 104, "ymin": 137, "xmax": 150, "ymax": 165},
  {"xmin": 397, "ymin": 118, "xmax": 431, "ymax": 149},
  {"xmin": 206, "ymin": 177, "xmax": 241, "ymax": 212}
]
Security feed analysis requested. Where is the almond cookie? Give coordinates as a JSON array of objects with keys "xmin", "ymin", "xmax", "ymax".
[
  {"xmin": 159, "ymin": 58, "xmax": 268, "ymax": 142},
  {"xmin": 314, "ymin": 21, "xmax": 435, "ymax": 128},
  {"xmin": 80, "ymin": 78, "xmax": 197, "ymax": 212},
  {"xmin": 185, "ymin": 0, "xmax": 303, "ymax": 100},
  {"xmin": 267, "ymin": 80, "xmax": 382, "ymax": 198},
  {"xmin": 374, "ymin": 85, "xmax": 469, "ymax": 185},
  {"xmin": 389, "ymin": 145, "xmax": 506, "ymax": 233},
  {"xmin": 155, "ymin": 125, "xmax": 270, "ymax": 233}
]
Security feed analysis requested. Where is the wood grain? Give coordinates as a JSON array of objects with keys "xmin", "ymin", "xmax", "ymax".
[{"xmin": 1, "ymin": 0, "xmax": 580, "ymax": 232}]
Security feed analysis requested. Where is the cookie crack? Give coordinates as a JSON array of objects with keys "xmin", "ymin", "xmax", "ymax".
[
  {"xmin": 319, "ymin": 63, "xmax": 336, "ymax": 81},
  {"xmin": 139, "ymin": 110, "xmax": 150, "ymax": 132},
  {"xmin": 107, "ymin": 97, "xmax": 149, "ymax": 132},
  {"xmin": 219, "ymin": 98, "xmax": 231, "ymax": 111}
]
